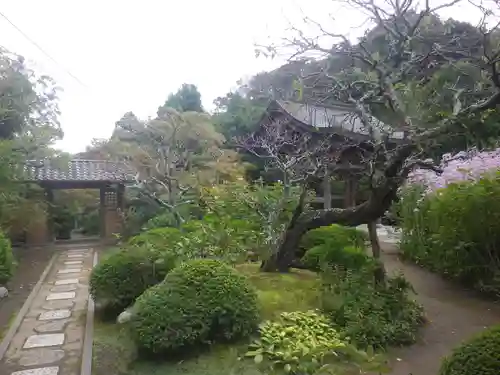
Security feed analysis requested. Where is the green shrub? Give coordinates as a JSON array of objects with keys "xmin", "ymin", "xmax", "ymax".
[
  {"xmin": 0, "ymin": 231, "xmax": 14, "ymax": 284},
  {"xmin": 399, "ymin": 176, "xmax": 500, "ymax": 295},
  {"xmin": 321, "ymin": 267, "xmax": 425, "ymax": 349},
  {"xmin": 90, "ymin": 246, "xmax": 176, "ymax": 314},
  {"xmin": 128, "ymin": 227, "xmax": 183, "ymax": 249},
  {"xmin": 301, "ymin": 224, "xmax": 367, "ymax": 252},
  {"xmin": 439, "ymin": 325, "xmax": 500, "ymax": 375},
  {"xmin": 131, "ymin": 259, "xmax": 259, "ymax": 355},
  {"xmin": 302, "ymin": 245, "xmax": 374, "ymax": 271}
]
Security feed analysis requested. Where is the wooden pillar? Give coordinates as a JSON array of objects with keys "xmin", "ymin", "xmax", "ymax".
[
  {"xmin": 117, "ymin": 184, "xmax": 125, "ymax": 211},
  {"xmin": 45, "ymin": 188, "xmax": 54, "ymax": 243},
  {"xmin": 323, "ymin": 168, "xmax": 331, "ymax": 209},
  {"xmin": 344, "ymin": 175, "xmax": 358, "ymax": 208},
  {"xmin": 99, "ymin": 186, "xmax": 106, "ymax": 239}
]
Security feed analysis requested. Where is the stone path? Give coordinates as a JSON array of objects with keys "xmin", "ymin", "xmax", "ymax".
[{"xmin": 0, "ymin": 246, "xmax": 95, "ymax": 375}]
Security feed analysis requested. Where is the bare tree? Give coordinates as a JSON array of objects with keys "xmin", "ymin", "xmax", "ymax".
[
  {"xmin": 113, "ymin": 109, "xmax": 224, "ymax": 227},
  {"xmin": 251, "ymin": 0, "xmax": 500, "ymax": 272}
]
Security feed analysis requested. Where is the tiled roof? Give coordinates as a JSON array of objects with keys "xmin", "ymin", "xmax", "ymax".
[
  {"xmin": 276, "ymin": 100, "xmax": 405, "ymax": 140},
  {"xmin": 21, "ymin": 159, "xmax": 136, "ymax": 182}
]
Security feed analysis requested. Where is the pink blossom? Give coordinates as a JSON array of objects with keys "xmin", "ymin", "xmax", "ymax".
[{"xmin": 407, "ymin": 148, "xmax": 500, "ymax": 193}]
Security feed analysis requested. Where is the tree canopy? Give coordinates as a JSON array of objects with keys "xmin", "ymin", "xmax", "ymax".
[{"xmin": 158, "ymin": 83, "xmax": 203, "ymax": 114}]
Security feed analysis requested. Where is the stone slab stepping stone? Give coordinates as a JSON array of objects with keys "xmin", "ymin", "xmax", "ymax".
[
  {"xmin": 57, "ymin": 269, "xmax": 81, "ymax": 274},
  {"xmin": 39, "ymin": 309, "xmax": 71, "ymax": 321},
  {"xmin": 18, "ymin": 348, "xmax": 65, "ymax": 366},
  {"xmin": 11, "ymin": 367, "xmax": 59, "ymax": 375},
  {"xmin": 67, "ymin": 254, "xmax": 84, "ymax": 258},
  {"xmin": 23, "ymin": 334, "xmax": 64, "ymax": 349},
  {"xmin": 64, "ymin": 261, "xmax": 82, "ymax": 265},
  {"xmin": 46, "ymin": 292, "xmax": 75, "ymax": 301},
  {"xmin": 54, "ymin": 278, "xmax": 78, "ymax": 286},
  {"xmin": 42, "ymin": 300, "xmax": 74, "ymax": 310},
  {"xmin": 35, "ymin": 320, "xmax": 69, "ymax": 333},
  {"xmin": 50, "ymin": 285, "xmax": 77, "ymax": 293}
]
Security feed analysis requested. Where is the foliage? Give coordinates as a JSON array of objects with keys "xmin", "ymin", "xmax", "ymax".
[
  {"xmin": 439, "ymin": 324, "xmax": 500, "ymax": 375},
  {"xmin": 399, "ymin": 171, "xmax": 500, "ymax": 295},
  {"xmin": 321, "ymin": 267, "xmax": 425, "ymax": 349},
  {"xmin": 300, "ymin": 224, "xmax": 369, "ymax": 271},
  {"xmin": 201, "ymin": 181, "xmax": 307, "ymax": 260},
  {"xmin": 111, "ymin": 108, "xmax": 225, "ymax": 226},
  {"xmin": 158, "ymin": 83, "xmax": 203, "ymax": 113},
  {"xmin": 245, "ymin": 310, "xmax": 385, "ymax": 375},
  {"xmin": 302, "ymin": 245, "xmax": 374, "ymax": 272},
  {"xmin": 212, "ymin": 91, "xmax": 267, "ymax": 140},
  {"xmin": 80, "ymin": 208, "xmax": 100, "ymax": 235},
  {"xmin": 131, "ymin": 259, "xmax": 259, "ymax": 355},
  {"xmin": 301, "ymin": 225, "xmax": 367, "ymax": 251},
  {"xmin": 0, "ymin": 48, "xmax": 61, "ymax": 140},
  {"xmin": 128, "ymin": 227, "xmax": 183, "ymax": 249},
  {"xmin": 236, "ymin": 263, "xmax": 321, "ymax": 320},
  {"xmin": 0, "ymin": 231, "xmax": 14, "ymax": 284},
  {"xmin": 89, "ymin": 246, "xmax": 176, "ymax": 314}
]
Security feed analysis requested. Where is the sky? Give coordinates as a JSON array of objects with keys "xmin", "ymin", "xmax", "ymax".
[{"xmin": 0, "ymin": 0, "xmax": 488, "ymax": 154}]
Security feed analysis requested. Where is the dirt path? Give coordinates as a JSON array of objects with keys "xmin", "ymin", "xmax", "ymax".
[
  {"xmin": 0, "ymin": 247, "xmax": 54, "ymax": 339},
  {"xmin": 381, "ymin": 246, "xmax": 500, "ymax": 375}
]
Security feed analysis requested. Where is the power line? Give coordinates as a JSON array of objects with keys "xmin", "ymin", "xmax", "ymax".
[{"xmin": 0, "ymin": 9, "xmax": 87, "ymax": 87}]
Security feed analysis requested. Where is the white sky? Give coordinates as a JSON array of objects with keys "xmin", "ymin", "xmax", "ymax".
[{"xmin": 0, "ymin": 0, "xmax": 486, "ymax": 154}]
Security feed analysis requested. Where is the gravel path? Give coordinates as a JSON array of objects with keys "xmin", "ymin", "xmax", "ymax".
[{"xmin": 381, "ymin": 247, "xmax": 500, "ymax": 375}]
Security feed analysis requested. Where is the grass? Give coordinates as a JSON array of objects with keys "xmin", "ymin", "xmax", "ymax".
[{"xmin": 92, "ymin": 262, "xmax": 321, "ymax": 375}]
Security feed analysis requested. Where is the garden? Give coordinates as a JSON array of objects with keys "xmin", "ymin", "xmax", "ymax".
[
  {"xmin": 2, "ymin": 0, "xmax": 500, "ymax": 374},
  {"xmin": 89, "ymin": 179, "xmax": 424, "ymax": 375}
]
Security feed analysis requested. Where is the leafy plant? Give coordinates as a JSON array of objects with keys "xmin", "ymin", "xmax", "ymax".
[
  {"xmin": 439, "ymin": 324, "xmax": 500, "ymax": 375},
  {"xmin": 89, "ymin": 246, "xmax": 176, "ymax": 315},
  {"xmin": 321, "ymin": 266, "xmax": 425, "ymax": 349},
  {"xmin": 130, "ymin": 259, "xmax": 259, "ymax": 355},
  {"xmin": 245, "ymin": 310, "xmax": 388, "ymax": 375},
  {"xmin": 0, "ymin": 231, "xmax": 14, "ymax": 284}
]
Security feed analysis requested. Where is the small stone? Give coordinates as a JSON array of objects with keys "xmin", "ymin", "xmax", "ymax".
[
  {"xmin": 11, "ymin": 367, "xmax": 59, "ymax": 375},
  {"xmin": 38, "ymin": 309, "xmax": 71, "ymax": 321},
  {"xmin": 18, "ymin": 348, "xmax": 65, "ymax": 366},
  {"xmin": 54, "ymin": 279, "xmax": 78, "ymax": 286},
  {"xmin": 50, "ymin": 285, "xmax": 77, "ymax": 293},
  {"xmin": 64, "ymin": 261, "xmax": 82, "ymax": 265},
  {"xmin": 0, "ymin": 286, "xmax": 8, "ymax": 298},
  {"xmin": 42, "ymin": 300, "xmax": 74, "ymax": 310},
  {"xmin": 35, "ymin": 320, "xmax": 69, "ymax": 333},
  {"xmin": 23, "ymin": 334, "xmax": 65, "ymax": 349},
  {"xmin": 57, "ymin": 269, "xmax": 81, "ymax": 275},
  {"xmin": 46, "ymin": 292, "xmax": 75, "ymax": 301},
  {"xmin": 117, "ymin": 309, "xmax": 134, "ymax": 324}
]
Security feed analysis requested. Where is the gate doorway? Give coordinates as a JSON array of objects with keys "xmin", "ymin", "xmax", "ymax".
[{"xmin": 20, "ymin": 159, "xmax": 134, "ymax": 246}]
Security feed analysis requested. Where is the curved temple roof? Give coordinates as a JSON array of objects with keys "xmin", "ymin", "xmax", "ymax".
[{"xmin": 20, "ymin": 159, "xmax": 136, "ymax": 183}]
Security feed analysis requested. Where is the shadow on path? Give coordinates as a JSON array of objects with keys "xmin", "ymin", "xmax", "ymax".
[{"xmin": 381, "ymin": 246, "xmax": 500, "ymax": 375}]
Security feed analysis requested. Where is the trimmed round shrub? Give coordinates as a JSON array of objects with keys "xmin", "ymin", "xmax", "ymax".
[
  {"xmin": 0, "ymin": 231, "xmax": 14, "ymax": 284},
  {"xmin": 131, "ymin": 259, "xmax": 259, "ymax": 355},
  {"xmin": 302, "ymin": 245, "xmax": 374, "ymax": 271},
  {"xmin": 90, "ymin": 247, "xmax": 176, "ymax": 314},
  {"xmin": 301, "ymin": 224, "xmax": 367, "ymax": 252},
  {"xmin": 439, "ymin": 325, "xmax": 500, "ymax": 375}
]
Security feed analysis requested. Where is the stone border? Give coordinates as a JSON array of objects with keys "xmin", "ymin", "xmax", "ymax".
[
  {"xmin": 0, "ymin": 252, "xmax": 58, "ymax": 361},
  {"xmin": 80, "ymin": 249, "xmax": 98, "ymax": 375}
]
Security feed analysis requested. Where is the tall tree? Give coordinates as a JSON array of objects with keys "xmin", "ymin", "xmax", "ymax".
[
  {"xmin": 158, "ymin": 83, "xmax": 203, "ymax": 114},
  {"xmin": 249, "ymin": 0, "xmax": 500, "ymax": 272}
]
